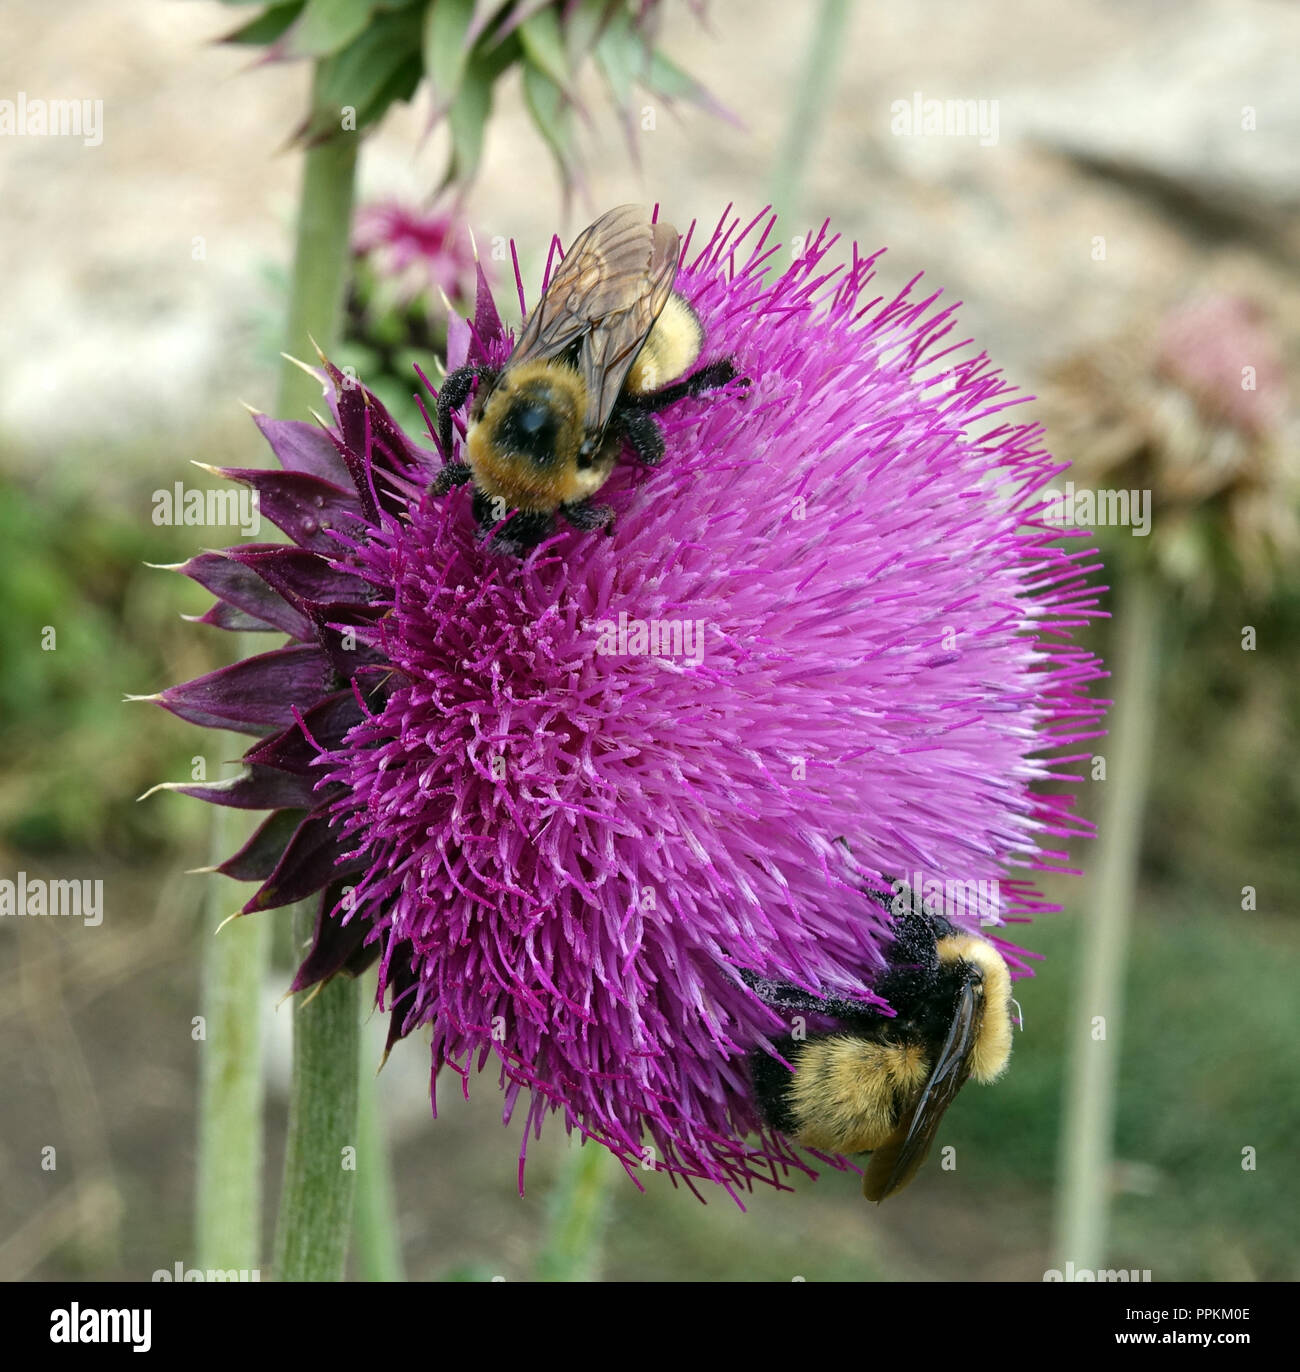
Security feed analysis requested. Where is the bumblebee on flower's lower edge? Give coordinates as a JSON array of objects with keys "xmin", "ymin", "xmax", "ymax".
[
  {"xmin": 432, "ymin": 204, "xmax": 741, "ymax": 551},
  {"xmin": 745, "ymin": 884, "xmax": 1014, "ymax": 1202}
]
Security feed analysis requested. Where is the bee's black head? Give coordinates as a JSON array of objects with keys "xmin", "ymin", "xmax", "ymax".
[{"xmin": 499, "ymin": 394, "xmax": 561, "ymax": 466}]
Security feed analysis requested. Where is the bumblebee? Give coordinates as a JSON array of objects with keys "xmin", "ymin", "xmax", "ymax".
[
  {"xmin": 431, "ymin": 204, "xmax": 740, "ymax": 550},
  {"xmin": 745, "ymin": 885, "xmax": 1014, "ymax": 1202}
]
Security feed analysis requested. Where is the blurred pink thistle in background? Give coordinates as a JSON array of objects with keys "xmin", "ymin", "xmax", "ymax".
[
  {"xmin": 1154, "ymin": 294, "xmax": 1287, "ymax": 439},
  {"xmin": 1047, "ymin": 291, "xmax": 1297, "ymax": 594},
  {"xmin": 353, "ymin": 200, "xmax": 480, "ymax": 312}
]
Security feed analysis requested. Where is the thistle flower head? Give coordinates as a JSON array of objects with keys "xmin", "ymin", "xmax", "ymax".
[
  {"xmin": 157, "ymin": 208, "xmax": 1104, "ymax": 1197},
  {"xmin": 1154, "ymin": 295, "xmax": 1288, "ymax": 437}
]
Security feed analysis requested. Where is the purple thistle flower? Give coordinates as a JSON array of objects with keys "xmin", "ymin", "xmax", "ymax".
[
  {"xmin": 352, "ymin": 201, "xmax": 480, "ymax": 311},
  {"xmin": 156, "ymin": 208, "xmax": 1105, "ymax": 1200}
]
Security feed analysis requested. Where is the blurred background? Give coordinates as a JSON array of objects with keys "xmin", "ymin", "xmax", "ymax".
[{"xmin": 1, "ymin": 0, "xmax": 1297, "ymax": 1282}]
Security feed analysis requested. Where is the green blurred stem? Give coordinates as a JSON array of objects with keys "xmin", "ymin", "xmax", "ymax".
[
  {"xmin": 535, "ymin": 1144, "xmax": 617, "ymax": 1282},
  {"xmin": 269, "ymin": 77, "xmax": 361, "ymax": 1282},
  {"xmin": 768, "ymin": 0, "xmax": 850, "ymax": 225},
  {"xmin": 272, "ymin": 905, "xmax": 360, "ymax": 1281},
  {"xmin": 197, "ymin": 66, "xmax": 359, "ymax": 1278},
  {"xmin": 277, "ymin": 80, "xmax": 360, "ymax": 416},
  {"xmin": 196, "ymin": 821, "xmax": 269, "ymax": 1270},
  {"xmin": 353, "ymin": 1049, "xmax": 405, "ymax": 1282},
  {"xmin": 1056, "ymin": 570, "xmax": 1161, "ymax": 1270}
]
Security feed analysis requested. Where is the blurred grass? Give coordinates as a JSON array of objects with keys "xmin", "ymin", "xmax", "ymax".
[
  {"xmin": 0, "ymin": 455, "xmax": 210, "ymax": 859},
  {"xmin": 942, "ymin": 902, "xmax": 1299, "ymax": 1281}
]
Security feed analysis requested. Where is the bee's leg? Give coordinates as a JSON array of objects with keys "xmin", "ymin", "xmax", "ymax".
[
  {"xmin": 619, "ymin": 408, "xmax": 666, "ymax": 467},
  {"xmin": 430, "ymin": 461, "xmax": 473, "ymax": 496},
  {"xmin": 435, "ymin": 365, "xmax": 485, "ymax": 457},
  {"xmin": 739, "ymin": 968, "xmax": 882, "ymax": 1026},
  {"xmin": 559, "ymin": 499, "xmax": 615, "ymax": 533},
  {"xmin": 633, "ymin": 357, "xmax": 742, "ymax": 414},
  {"xmin": 476, "ymin": 495, "xmax": 554, "ymax": 553}
]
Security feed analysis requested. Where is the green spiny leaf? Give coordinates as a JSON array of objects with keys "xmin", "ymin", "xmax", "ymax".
[
  {"xmin": 284, "ymin": 0, "xmax": 380, "ymax": 58},
  {"xmin": 222, "ymin": 1, "xmax": 307, "ymax": 45},
  {"xmin": 444, "ymin": 51, "xmax": 494, "ymax": 186},
  {"xmin": 646, "ymin": 48, "xmax": 713, "ymax": 105},
  {"xmin": 423, "ymin": 0, "xmax": 475, "ymax": 110},
  {"xmin": 519, "ymin": 8, "xmax": 572, "ymax": 93},
  {"xmin": 307, "ymin": 5, "xmax": 424, "ymax": 140},
  {"xmin": 360, "ymin": 51, "xmax": 424, "ymax": 126},
  {"xmin": 482, "ymin": 0, "xmax": 549, "ymax": 50},
  {"xmin": 465, "ymin": 0, "xmax": 507, "ymax": 47},
  {"xmin": 441, "ymin": 33, "xmax": 518, "ymax": 184},
  {"xmin": 593, "ymin": 7, "xmax": 646, "ymax": 112},
  {"xmin": 563, "ymin": 0, "xmax": 616, "ymax": 63},
  {"xmin": 522, "ymin": 62, "xmax": 575, "ymax": 184}
]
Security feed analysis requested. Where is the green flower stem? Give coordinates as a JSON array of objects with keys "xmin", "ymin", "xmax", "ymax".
[
  {"xmin": 277, "ymin": 89, "xmax": 361, "ymax": 418},
  {"xmin": 196, "ymin": 831, "xmax": 269, "ymax": 1271},
  {"xmin": 535, "ymin": 1144, "xmax": 617, "ymax": 1282},
  {"xmin": 1056, "ymin": 569, "xmax": 1162, "ymax": 1270},
  {"xmin": 196, "ymin": 65, "xmax": 359, "ymax": 1278},
  {"xmin": 353, "ymin": 1049, "xmax": 405, "ymax": 1282},
  {"xmin": 768, "ymin": 0, "xmax": 850, "ymax": 226},
  {"xmin": 272, "ymin": 904, "xmax": 360, "ymax": 1281},
  {"xmin": 268, "ymin": 74, "xmax": 361, "ymax": 1282}
]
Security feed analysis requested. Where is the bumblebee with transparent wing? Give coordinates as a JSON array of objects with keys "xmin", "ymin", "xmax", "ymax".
[
  {"xmin": 745, "ymin": 885, "xmax": 1015, "ymax": 1202},
  {"xmin": 433, "ymin": 205, "xmax": 741, "ymax": 552}
]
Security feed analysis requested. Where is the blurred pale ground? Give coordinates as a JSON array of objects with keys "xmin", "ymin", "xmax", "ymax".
[{"xmin": 0, "ymin": 0, "xmax": 1297, "ymax": 1280}]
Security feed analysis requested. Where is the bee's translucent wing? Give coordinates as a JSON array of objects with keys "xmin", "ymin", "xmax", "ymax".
[
  {"xmin": 508, "ymin": 205, "xmax": 679, "ymax": 433},
  {"xmin": 862, "ymin": 974, "xmax": 983, "ymax": 1203},
  {"xmin": 578, "ymin": 217, "xmax": 678, "ymax": 432}
]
